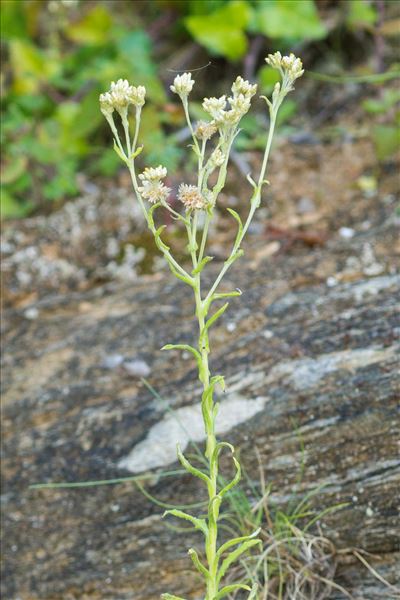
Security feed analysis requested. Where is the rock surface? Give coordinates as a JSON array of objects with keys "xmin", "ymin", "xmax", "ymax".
[{"xmin": 2, "ymin": 139, "xmax": 400, "ymax": 599}]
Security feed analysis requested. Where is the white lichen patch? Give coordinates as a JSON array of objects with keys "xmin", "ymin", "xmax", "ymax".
[
  {"xmin": 266, "ymin": 345, "xmax": 398, "ymax": 391},
  {"xmin": 118, "ymin": 394, "xmax": 266, "ymax": 473}
]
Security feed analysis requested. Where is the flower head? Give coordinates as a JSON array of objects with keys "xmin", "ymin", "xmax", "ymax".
[
  {"xmin": 202, "ymin": 96, "xmax": 227, "ymax": 123},
  {"xmin": 170, "ymin": 73, "xmax": 195, "ymax": 98},
  {"xmin": 265, "ymin": 52, "xmax": 304, "ymax": 81},
  {"xmin": 231, "ymin": 76, "xmax": 257, "ymax": 100},
  {"xmin": 139, "ymin": 165, "xmax": 167, "ymax": 182},
  {"xmin": 195, "ymin": 120, "xmax": 217, "ymax": 141},
  {"xmin": 209, "ymin": 148, "xmax": 225, "ymax": 168},
  {"xmin": 203, "ymin": 77, "xmax": 256, "ymax": 129},
  {"xmin": 99, "ymin": 79, "xmax": 146, "ymax": 117},
  {"xmin": 178, "ymin": 184, "xmax": 207, "ymax": 211},
  {"xmin": 138, "ymin": 165, "xmax": 170, "ymax": 204}
]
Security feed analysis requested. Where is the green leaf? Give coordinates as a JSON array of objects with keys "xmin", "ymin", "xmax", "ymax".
[
  {"xmin": 219, "ymin": 456, "xmax": 241, "ymax": 497},
  {"xmin": 177, "ymin": 445, "xmax": 210, "ymax": 484},
  {"xmin": 216, "ymin": 584, "xmax": 251, "ymax": 599},
  {"xmin": 217, "ymin": 538, "xmax": 261, "ymax": 583},
  {"xmin": 161, "ymin": 344, "xmax": 201, "ymax": 364},
  {"xmin": 65, "ymin": 6, "xmax": 113, "ymax": 45},
  {"xmin": 1, "ymin": 189, "xmax": 32, "ymax": 219},
  {"xmin": 216, "ymin": 528, "xmax": 261, "ymax": 558},
  {"xmin": 192, "ymin": 255, "xmax": 213, "ymax": 275},
  {"xmin": 161, "ymin": 595, "xmax": 187, "ymax": 600},
  {"xmin": 226, "ymin": 207, "xmax": 243, "ymax": 243},
  {"xmin": 188, "ymin": 548, "xmax": 209, "ymax": 578},
  {"xmin": 346, "ymin": 0, "xmax": 377, "ymax": 31},
  {"xmin": 9, "ymin": 39, "xmax": 59, "ymax": 94},
  {"xmin": 113, "ymin": 140, "xmax": 127, "ymax": 162},
  {"xmin": 1, "ymin": 156, "xmax": 28, "ymax": 185},
  {"xmin": 212, "ymin": 289, "xmax": 242, "ymax": 301},
  {"xmin": 116, "ymin": 31, "xmax": 166, "ymax": 104},
  {"xmin": 372, "ymin": 124, "xmax": 399, "ymax": 161},
  {"xmin": 252, "ymin": 0, "xmax": 326, "ymax": 41},
  {"xmin": 163, "ymin": 509, "xmax": 208, "ymax": 536},
  {"xmin": 202, "ymin": 303, "xmax": 229, "ymax": 337},
  {"xmin": 362, "ymin": 89, "xmax": 400, "ymax": 115},
  {"xmin": 185, "ymin": 1, "xmax": 252, "ymax": 61},
  {"xmin": 0, "ymin": 1, "xmax": 27, "ymax": 40}
]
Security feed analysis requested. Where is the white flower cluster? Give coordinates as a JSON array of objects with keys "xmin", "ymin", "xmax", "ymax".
[
  {"xmin": 202, "ymin": 76, "xmax": 257, "ymax": 128},
  {"xmin": 170, "ymin": 73, "xmax": 195, "ymax": 98},
  {"xmin": 195, "ymin": 120, "xmax": 217, "ymax": 141},
  {"xmin": 209, "ymin": 148, "xmax": 225, "ymax": 168},
  {"xmin": 178, "ymin": 184, "xmax": 207, "ymax": 211},
  {"xmin": 265, "ymin": 52, "xmax": 304, "ymax": 81},
  {"xmin": 99, "ymin": 79, "xmax": 146, "ymax": 117},
  {"xmin": 138, "ymin": 165, "xmax": 171, "ymax": 204}
]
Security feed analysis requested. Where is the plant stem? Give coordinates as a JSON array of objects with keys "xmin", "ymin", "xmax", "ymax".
[{"xmin": 205, "ymin": 109, "xmax": 278, "ymax": 305}]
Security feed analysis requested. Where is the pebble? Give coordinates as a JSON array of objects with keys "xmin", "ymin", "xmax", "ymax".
[
  {"xmin": 23, "ymin": 307, "xmax": 39, "ymax": 320},
  {"xmin": 339, "ymin": 226, "xmax": 355, "ymax": 239},
  {"xmin": 123, "ymin": 359, "xmax": 151, "ymax": 378},
  {"xmin": 102, "ymin": 354, "xmax": 124, "ymax": 369},
  {"xmin": 326, "ymin": 276, "xmax": 338, "ymax": 287},
  {"xmin": 263, "ymin": 329, "xmax": 274, "ymax": 339}
]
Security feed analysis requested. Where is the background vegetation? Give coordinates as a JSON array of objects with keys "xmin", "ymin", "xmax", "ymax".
[{"xmin": 1, "ymin": 0, "xmax": 399, "ymax": 218}]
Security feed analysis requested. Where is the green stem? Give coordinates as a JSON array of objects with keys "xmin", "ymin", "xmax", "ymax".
[
  {"xmin": 127, "ymin": 162, "xmax": 193, "ymax": 284},
  {"xmin": 205, "ymin": 109, "xmax": 278, "ymax": 305}
]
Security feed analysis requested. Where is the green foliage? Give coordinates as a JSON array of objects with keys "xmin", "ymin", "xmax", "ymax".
[
  {"xmin": 362, "ymin": 89, "xmax": 400, "ymax": 114},
  {"xmin": 251, "ymin": 0, "xmax": 326, "ymax": 41},
  {"xmin": 2, "ymin": 0, "xmax": 393, "ymax": 219},
  {"xmin": 185, "ymin": 0, "xmax": 327, "ymax": 61},
  {"xmin": 346, "ymin": 0, "xmax": 377, "ymax": 31},
  {"xmin": 372, "ymin": 124, "xmax": 399, "ymax": 161},
  {"xmin": 185, "ymin": 0, "xmax": 252, "ymax": 61},
  {"xmin": 1, "ymin": 2, "xmax": 178, "ymax": 218},
  {"xmin": 361, "ymin": 89, "xmax": 400, "ymax": 161}
]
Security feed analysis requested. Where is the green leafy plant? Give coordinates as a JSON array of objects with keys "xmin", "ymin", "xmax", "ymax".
[
  {"xmin": 1, "ymin": 2, "xmax": 178, "ymax": 218},
  {"xmin": 99, "ymin": 52, "xmax": 303, "ymax": 599}
]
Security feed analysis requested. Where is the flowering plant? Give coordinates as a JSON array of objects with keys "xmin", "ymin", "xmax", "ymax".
[{"xmin": 100, "ymin": 52, "xmax": 303, "ymax": 600}]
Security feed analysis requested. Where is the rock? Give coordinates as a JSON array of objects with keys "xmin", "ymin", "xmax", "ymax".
[{"xmin": 2, "ymin": 167, "xmax": 399, "ymax": 599}]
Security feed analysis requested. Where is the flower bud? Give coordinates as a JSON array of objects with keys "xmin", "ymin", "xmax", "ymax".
[{"xmin": 170, "ymin": 73, "xmax": 195, "ymax": 98}]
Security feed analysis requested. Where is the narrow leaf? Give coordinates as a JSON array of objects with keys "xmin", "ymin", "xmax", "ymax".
[
  {"xmin": 211, "ymin": 442, "xmax": 234, "ymax": 476},
  {"xmin": 177, "ymin": 445, "xmax": 210, "ymax": 485},
  {"xmin": 147, "ymin": 202, "xmax": 161, "ymax": 228},
  {"xmin": 161, "ymin": 344, "xmax": 201, "ymax": 365},
  {"xmin": 212, "ymin": 288, "xmax": 242, "ymax": 301},
  {"xmin": 188, "ymin": 548, "xmax": 209, "ymax": 578},
  {"xmin": 113, "ymin": 139, "xmax": 127, "ymax": 162},
  {"xmin": 192, "ymin": 255, "xmax": 214, "ymax": 275},
  {"xmin": 168, "ymin": 263, "xmax": 195, "ymax": 287},
  {"xmin": 226, "ymin": 207, "xmax": 243, "ymax": 240},
  {"xmin": 216, "ymin": 584, "xmax": 251, "ymax": 599},
  {"xmin": 163, "ymin": 509, "xmax": 208, "ymax": 536},
  {"xmin": 219, "ymin": 456, "xmax": 241, "ymax": 497},
  {"xmin": 130, "ymin": 145, "xmax": 143, "ymax": 159},
  {"xmin": 217, "ymin": 538, "xmax": 261, "ymax": 583},
  {"xmin": 217, "ymin": 528, "xmax": 261, "ymax": 558},
  {"xmin": 225, "ymin": 248, "xmax": 244, "ymax": 267},
  {"xmin": 203, "ymin": 303, "xmax": 229, "ymax": 334}
]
